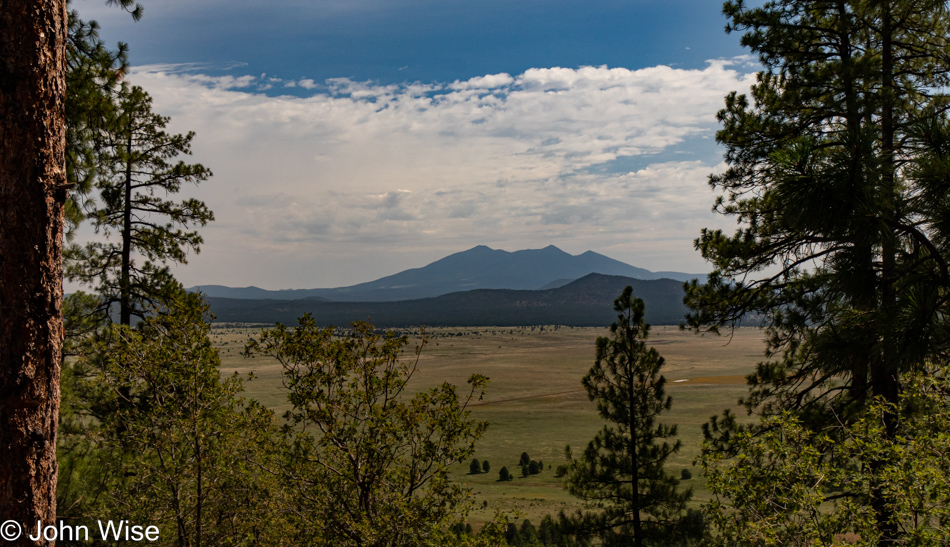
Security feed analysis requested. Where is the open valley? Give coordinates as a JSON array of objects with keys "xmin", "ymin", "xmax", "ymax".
[{"xmin": 213, "ymin": 323, "xmax": 765, "ymax": 524}]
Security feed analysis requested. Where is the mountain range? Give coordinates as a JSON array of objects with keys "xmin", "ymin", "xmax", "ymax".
[
  {"xmin": 205, "ymin": 273, "xmax": 691, "ymax": 327},
  {"xmin": 190, "ymin": 245, "xmax": 705, "ymax": 302}
]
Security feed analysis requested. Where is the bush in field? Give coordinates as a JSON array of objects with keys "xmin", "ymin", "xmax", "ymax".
[
  {"xmin": 482, "ymin": 460, "xmax": 490, "ymax": 473},
  {"xmin": 681, "ymin": 469, "xmax": 692, "ymax": 480},
  {"xmin": 529, "ymin": 460, "xmax": 541, "ymax": 475},
  {"xmin": 499, "ymin": 466, "xmax": 512, "ymax": 482},
  {"xmin": 470, "ymin": 458, "xmax": 481, "ymax": 475}
]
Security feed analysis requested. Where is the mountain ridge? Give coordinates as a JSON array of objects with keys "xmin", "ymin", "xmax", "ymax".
[
  {"xmin": 205, "ymin": 273, "xmax": 691, "ymax": 327},
  {"xmin": 190, "ymin": 245, "xmax": 705, "ymax": 302}
]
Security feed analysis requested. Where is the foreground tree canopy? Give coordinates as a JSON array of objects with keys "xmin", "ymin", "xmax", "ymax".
[
  {"xmin": 688, "ymin": 1, "xmax": 950, "ymax": 544},
  {"xmin": 245, "ymin": 317, "xmax": 490, "ymax": 546},
  {"xmin": 59, "ymin": 290, "xmax": 285, "ymax": 547}
]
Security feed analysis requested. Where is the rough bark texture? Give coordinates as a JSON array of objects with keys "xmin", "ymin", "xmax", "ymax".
[{"xmin": 0, "ymin": 0, "xmax": 67, "ymax": 545}]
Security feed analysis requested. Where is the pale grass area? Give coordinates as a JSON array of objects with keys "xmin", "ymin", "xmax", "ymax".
[{"xmin": 213, "ymin": 324, "xmax": 765, "ymax": 524}]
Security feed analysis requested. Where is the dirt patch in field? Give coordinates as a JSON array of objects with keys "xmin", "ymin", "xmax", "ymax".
[{"xmin": 672, "ymin": 375, "xmax": 749, "ymax": 385}]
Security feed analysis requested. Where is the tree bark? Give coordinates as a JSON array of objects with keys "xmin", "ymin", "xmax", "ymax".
[{"xmin": 0, "ymin": 0, "xmax": 67, "ymax": 545}]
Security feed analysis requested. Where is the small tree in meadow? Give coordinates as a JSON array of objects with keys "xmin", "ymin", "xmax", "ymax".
[
  {"xmin": 482, "ymin": 460, "xmax": 490, "ymax": 473},
  {"xmin": 499, "ymin": 467, "xmax": 511, "ymax": 482},
  {"xmin": 470, "ymin": 458, "xmax": 482, "ymax": 475},
  {"xmin": 562, "ymin": 286, "xmax": 689, "ymax": 547}
]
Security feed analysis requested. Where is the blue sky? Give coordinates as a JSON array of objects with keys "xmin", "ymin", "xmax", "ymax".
[{"xmin": 71, "ymin": 0, "xmax": 756, "ymax": 290}]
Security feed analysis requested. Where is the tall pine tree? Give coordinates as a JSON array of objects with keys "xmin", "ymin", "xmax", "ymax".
[
  {"xmin": 688, "ymin": 1, "xmax": 950, "ymax": 544},
  {"xmin": 562, "ymin": 287, "xmax": 690, "ymax": 547},
  {"xmin": 66, "ymin": 85, "xmax": 212, "ymax": 325}
]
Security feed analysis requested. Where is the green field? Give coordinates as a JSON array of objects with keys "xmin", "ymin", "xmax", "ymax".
[{"xmin": 212, "ymin": 324, "xmax": 765, "ymax": 525}]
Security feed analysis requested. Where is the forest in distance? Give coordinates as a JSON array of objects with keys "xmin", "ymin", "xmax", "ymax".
[{"xmin": 4, "ymin": 0, "xmax": 950, "ymax": 546}]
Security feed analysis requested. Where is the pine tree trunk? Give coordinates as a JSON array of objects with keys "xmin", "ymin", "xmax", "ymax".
[
  {"xmin": 629, "ymin": 346, "xmax": 642, "ymax": 547},
  {"xmin": 120, "ymin": 128, "xmax": 133, "ymax": 326},
  {"xmin": 872, "ymin": 2, "xmax": 900, "ymax": 544},
  {"xmin": 0, "ymin": 0, "xmax": 67, "ymax": 545}
]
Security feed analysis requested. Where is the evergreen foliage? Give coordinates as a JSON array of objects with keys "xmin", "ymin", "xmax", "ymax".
[
  {"xmin": 688, "ymin": 1, "xmax": 950, "ymax": 544},
  {"xmin": 470, "ymin": 458, "xmax": 482, "ymax": 475},
  {"xmin": 500, "ymin": 516, "xmax": 594, "ymax": 547},
  {"xmin": 64, "ymin": 6, "xmax": 128, "ymax": 232},
  {"xmin": 703, "ymin": 368, "xmax": 950, "ymax": 545},
  {"xmin": 65, "ymin": 85, "xmax": 213, "ymax": 325},
  {"xmin": 561, "ymin": 287, "xmax": 689, "ymax": 547},
  {"xmin": 58, "ymin": 290, "xmax": 287, "ymax": 546}
]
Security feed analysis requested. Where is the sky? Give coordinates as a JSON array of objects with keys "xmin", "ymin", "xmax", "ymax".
[{"xmin": 70, "ymin": 0, "xmax": 758, "ymax": 290}]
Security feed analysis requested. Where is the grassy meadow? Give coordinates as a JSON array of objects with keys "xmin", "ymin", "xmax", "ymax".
[{"xmin": 212, "ymin": 323, "xmax": 765, "ymax": 525}]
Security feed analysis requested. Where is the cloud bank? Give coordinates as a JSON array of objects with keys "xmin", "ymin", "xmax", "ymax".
[{"xmin": 112, "ymin": 60, "xmax": 756, "ymax": 288}]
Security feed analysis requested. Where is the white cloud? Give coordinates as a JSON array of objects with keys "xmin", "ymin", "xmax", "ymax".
[
  {"xmin": 106, "ymin": 61, "xmax": 755, "ymax": 288},
  {"xmin": 449, "ymin": 73, "xmax": 515, "ymax": 90}
]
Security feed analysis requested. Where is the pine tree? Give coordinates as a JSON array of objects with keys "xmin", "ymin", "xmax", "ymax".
[
  {"xmin": 562, "ymin": 287, "xmax": 689, "ymax": 547},
  {"xmin": 688, "ymin": 1, "xmax": 950, "ymax": 544},
  {"xmin": 66, "ymin": 85, "xmax": 213, "ymax": 325}
]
